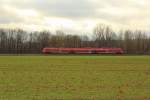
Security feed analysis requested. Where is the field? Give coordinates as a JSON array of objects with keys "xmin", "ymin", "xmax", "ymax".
[{"xmin": 0, "ymin": 55, "xmax": 150, "ymax": 100}]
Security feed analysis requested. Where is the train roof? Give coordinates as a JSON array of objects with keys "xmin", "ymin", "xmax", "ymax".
[{"xmin": 43, "ymin": 47, "xmax": 123, "ymax": 51}]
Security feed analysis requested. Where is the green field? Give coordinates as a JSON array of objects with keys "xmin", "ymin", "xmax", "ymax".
[{"xmin": 0, "ymin": 56, "xmax": 150, "ymax": 100}]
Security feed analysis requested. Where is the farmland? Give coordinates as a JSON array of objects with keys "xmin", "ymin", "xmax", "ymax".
[{"xmin": 0, "ymin": 56, "xmax": 150, "ymax": 100}]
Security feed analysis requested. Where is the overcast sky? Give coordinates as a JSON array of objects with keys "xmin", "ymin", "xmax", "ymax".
[{"xmin": 0, "ymin": 0, "xmax": 150, "ymax": 34}]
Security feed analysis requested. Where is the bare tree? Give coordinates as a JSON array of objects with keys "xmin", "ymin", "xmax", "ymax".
[
  {"xmin": 93, "ymin": 24, "xmax": 116, "ymax": 47},
  {"xmin": 0, "ymin": 25, "xmax": 150, "ymax": 54},
  {"xmin": 38, "ymin": 31, "xmax": 51, "ymax": 50}
]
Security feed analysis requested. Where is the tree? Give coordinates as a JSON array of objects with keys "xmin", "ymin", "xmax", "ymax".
[
  {"xmin": 93, "ymin": 24, "xmax": 115, "ymax": 47},
  {"xmin": 38, "ymin": 31, "xmax": 51, "ymax": 50}
]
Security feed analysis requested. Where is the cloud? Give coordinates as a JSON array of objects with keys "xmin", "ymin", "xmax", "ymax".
[{"xmin": 0, "ymin": 0, "xmax": 150, "ymax": 34}]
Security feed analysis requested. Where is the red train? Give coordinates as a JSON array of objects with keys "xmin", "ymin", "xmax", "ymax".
[{"xmin": 42, "ymin": 48, "xmax": 124, "ymax": 54}]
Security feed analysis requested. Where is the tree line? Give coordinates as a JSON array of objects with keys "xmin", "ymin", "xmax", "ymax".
[{"xmin": 0, "ymin": 24, "xmax": 150, "ymax": 54}]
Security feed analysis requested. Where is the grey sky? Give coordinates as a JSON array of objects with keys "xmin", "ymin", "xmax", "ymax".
[{"xmin": 0, "ymin": 0, "xmax": 150, "ymax": 34}]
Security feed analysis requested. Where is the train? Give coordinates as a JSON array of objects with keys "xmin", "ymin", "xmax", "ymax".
[{"xmin": 42, "ymin": 47, "xmax": 124, "ymax": 54}]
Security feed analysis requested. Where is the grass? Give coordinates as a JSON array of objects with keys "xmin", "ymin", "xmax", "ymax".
[{"xmin": 0, "ymin": 55, "xmax": 150, "ymax": 100}]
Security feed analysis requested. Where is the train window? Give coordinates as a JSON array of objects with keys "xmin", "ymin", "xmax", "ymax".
[
  {"xmin": 96, "ymin": 50, "xmax": 106, "ymax": 52},
  {"xmin": 76, "ymin": 50, "xmax": 89, "ymax": 52},
  {"xmin": 94, "ymin": 50, "xmax": 113, "ymax": 53},
  {"xmin": 106, "ymin": 50, "xmax": 113, "ymax": 52},
  {"xmin": 91, "ymin": 50, "xmax": 97, "ymax": 53},
  {"xmin": 101, "ymin": 50, "xmax": 106, "ymax": 52},
  {"xmin": 69, "ymin": 51, "xmax": 75, "ymax": 54}
]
